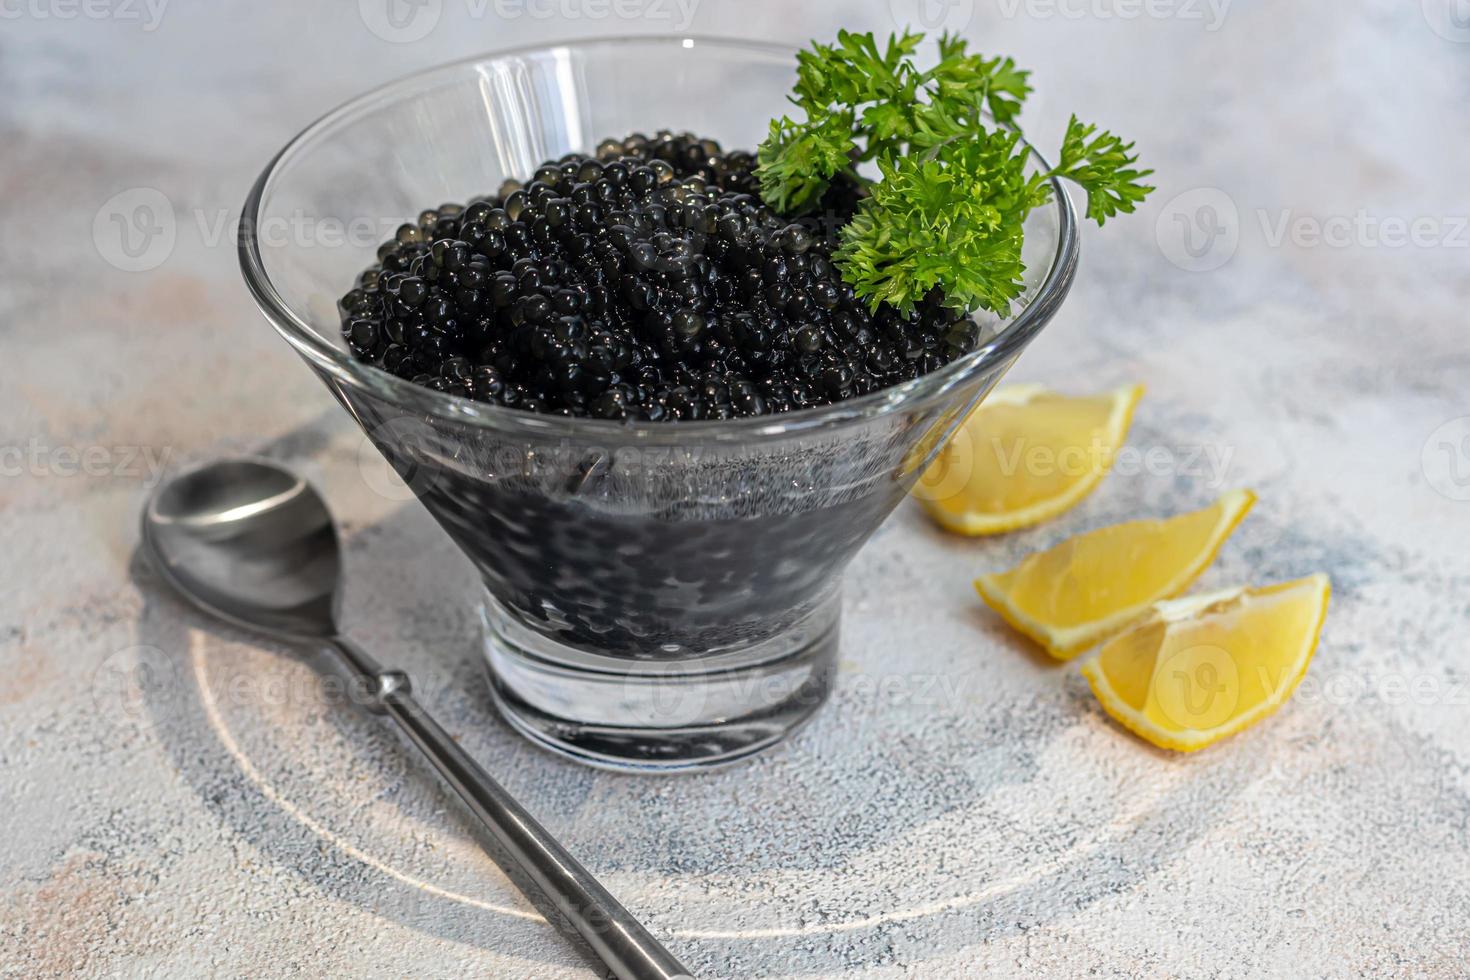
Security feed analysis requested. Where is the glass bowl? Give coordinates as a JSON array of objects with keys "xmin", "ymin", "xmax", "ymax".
[{"xmin": 239, "ymin": 36, "xmax": 1079, "ymax": 772}]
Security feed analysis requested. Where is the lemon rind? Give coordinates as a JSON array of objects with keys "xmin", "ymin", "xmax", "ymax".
[
  {"xmin": 974, "ymin": 488, "xmax": 1258, "ymax": 659},
  {"xmin": 1079, "ymin": 574, "xmax": 1331, "ymax": 752},
  {"xmin": 923, "ymin": 383, "xmax": 1146, "ymax": 536}
]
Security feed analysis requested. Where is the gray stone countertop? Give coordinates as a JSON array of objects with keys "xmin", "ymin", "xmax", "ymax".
[{"xmin": 2, "ymin": 1, "xmax": 1468, "ymax": 976}]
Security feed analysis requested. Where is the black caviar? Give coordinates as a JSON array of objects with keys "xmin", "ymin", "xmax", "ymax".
[{"xmin": 339, "ymin": 130, "xmax": 977, "ymax": 420}]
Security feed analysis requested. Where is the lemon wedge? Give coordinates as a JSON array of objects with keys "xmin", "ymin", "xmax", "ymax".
[
  {"xmin": 1080, "ymin": 575, "xmax": 1330, "ymax": 751},
  {"xmin": 914, "ymin": 383, "xmax": 1144, "ymax": 535},
  {"xmin": 974, "ymin": 489, "xmax": 1257, "ymax": 659}
]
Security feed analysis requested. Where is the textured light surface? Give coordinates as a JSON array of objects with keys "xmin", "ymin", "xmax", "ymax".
[{"xmin": 2, "ymin": 2, "xmax": 1468, "ymax": 977}]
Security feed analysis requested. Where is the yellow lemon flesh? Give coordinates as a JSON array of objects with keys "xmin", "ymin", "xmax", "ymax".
[
  {"xmin": 1080, "ymin": 575, "xmax": 1330, "ymax": 752},
  {"xmin": 915, "ymin": 383, "xmax": 1144, "ymax": 536},
  {"xmin": 974, "ymin": 489, "xmax": 1257, "ymax": 659}
]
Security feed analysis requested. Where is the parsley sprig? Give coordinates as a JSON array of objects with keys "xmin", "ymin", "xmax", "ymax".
[{"xmin": 757, "ymin": 30, "xmax": 1154, "ymax": 316}]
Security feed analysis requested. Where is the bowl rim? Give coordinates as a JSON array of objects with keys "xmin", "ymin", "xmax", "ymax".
[{"xmin": 238, "ymin": 33, "xmax": 1080, "ymax": 444}]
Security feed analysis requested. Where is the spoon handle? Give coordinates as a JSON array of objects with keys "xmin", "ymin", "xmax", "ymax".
[{"xmin": 327, "ymin": 637, "xmax": 693, "ymax": 980}]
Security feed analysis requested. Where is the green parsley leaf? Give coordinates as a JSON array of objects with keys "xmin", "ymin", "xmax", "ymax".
[
  {"xmin": 834, "ymin": 131, "xmax": 1038, "ymax": 316},
  {"xmin": 756, "ymin": 111, "xmax": 857, "ymax": 214},
  {"xmin": 1047, "ymin": 114, "xmax": 1156, "ymax": 225},
  {"xmin": 925, "ymin": 32, "xmax": 1032, "ymax": 127},
  {"xmin": 794, "ymin": 29, "xmax": 921, "ymax": 116},
  {"xmin": 757, "ymin": 30, "xmax": 1154, "ymax": 315}
]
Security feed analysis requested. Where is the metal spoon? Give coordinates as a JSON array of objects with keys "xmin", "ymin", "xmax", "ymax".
[{"xmin": 141, "ymin": 457, "xmax": 692, "ymax": 980}]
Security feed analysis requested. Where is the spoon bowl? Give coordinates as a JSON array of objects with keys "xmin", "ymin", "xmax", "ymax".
[{"xmin": 143, "ymin": 459, "xmax": 339, "ymax": 638}]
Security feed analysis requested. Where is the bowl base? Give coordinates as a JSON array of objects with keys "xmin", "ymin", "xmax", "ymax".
[{"xmin": 480, "ymin": 593, "xmax": 837, "ymax": 773}]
